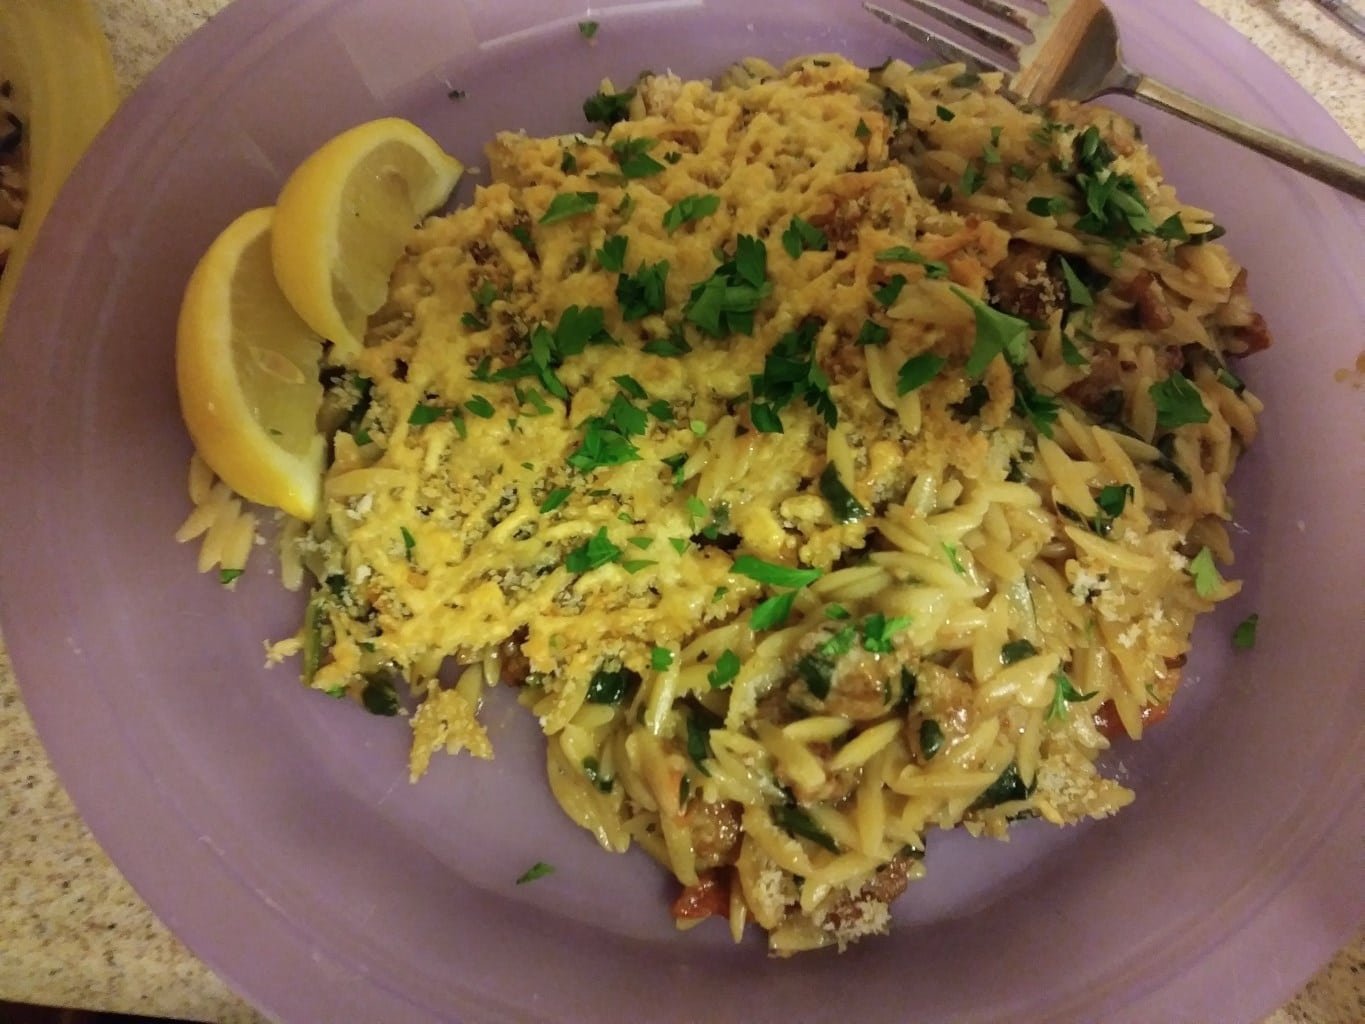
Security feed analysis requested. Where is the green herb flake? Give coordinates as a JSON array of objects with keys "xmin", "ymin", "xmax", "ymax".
[
  {"xmin": 559, "ymin": 150, "xmax": 578, "ymax": 174},
  {"xmin": 770, "ymin": 804, "xmax": 840, "ymax": 853},
  {"xmin": 750, "ymin": 590, "xmax": 799, "ymax": 631},
  {"xmin": 565, "ymin": 527, "xmax": 623, "ymax": 573},
  {"xmin": 1000, "ymin": 638, "xmax": 1038, "ymax": 665},
  {"xmin": 824, "ymin": 604, "xmax": 851, "ymax": 621},
  {"xmin": 582, "ymin": 756, "xmax": 613, "ymax": 793},
  {"xmin": 361, "ymin": 677, "xmax": 400, "ymax": 716},
  {"xmin": 463, "ymin": 395, "xmax": 495, "ymax": 419},
  {"xmin": 540, "ymin": 191, "xmax": 600, "ymax": 225},
  {"xmin": 613, "ymin": 373, "xmax": 648, "ymax": 400},
  {"xmin": 818, "ymin": 463, "xmax": 868, "ymax": 523},
  {"xmin": 961, "ymin": 163, "xmax": 985, "ymax": 195},
  {"xmin": 935, "ymin": 104, "xmax": 956, "ymax": 122},
  {"xmin": 218, "ymin": 568, "xmax": 243, "ymax": 585},
  {"xmin": 617, "ymin": 260, "xmax": 670, "ymax": 321},
  {"xmin": 782, "ymin": 216, "xmax": 828, "ymax": 260},
  {"xmin": 919, "ymin": 719, "xmax": 944, "ymax": 760},
  {"xmin": 684, "ymin": 235, "xmax": 770, "ymax": 338},
  {"xmin": 1060, "ymin": 333, "xmax": 1089, "ymax": 367},
  {"xmin": 577, "ymin": 19, "xmax": 599, "ymax": 38},
  {"xmin": 707, "ymin": 649, "xmax": 741, "ymax": 690},
  {"xmin": 1232, "ymin": 612, "xmax": 1259, "ymax": 650},
  {"xmin": 539, "ymin": 487, "xmax": 572, "ymax": 514},
  {"xmin": 612, "ymin": 136, "xmax": 666, "ymax": 179},
  {"xmin": 595, "ymin": 234, "xmax": 627, "ymax": 272},
  {"xmin": 621, "ymin": 559, "xmax": 657, "ymax": 574},
  {"xmin": 874, "ymin": 273, "xmax": 907, "ymax": 307},
  {"xmin": 1058, "ymin": 257, "xmax": 1094, "ymax": 308},
  {"xmin": 875, "ymin": 246, "xmax": 950, "ymax": 279},
  {"xmin": 583, "ymin": 88, "xmax": 635, "ymax": 127},
  {"xmin": 1155, "ymin": 213, "xmax": 1190, "ymax": 241},
  {"xmin": 1188, "ymin": 547, "xmax": 1224, "ymax": 598},
  {"xmin": 568, "ymin": 418, "xmax": 641, "ymax": 473},
  {"xmin": 897, "ymin": 352, "xmax": 946, "ymax": 395},
  {"xmin": 651, "ymin": 646, "xmax": 674, "ymax": 671},
  {"xmin": 861, "ymin": 612, "xmax": 912, "ymax": 654},
  {"xmin": 515, "ymin": 861, "xmax": 554, "ymax": 885},
  {"xmin": 748, "ymin": 316, "xmax": 836, "ymax": 430},
  {"xmin": 1091, "ymin": 483, "xmax": 1133, "ymax": 536},
  {"xmin": 400, "ymin": 526, "xmax": 416, "ymax": 556},
  {"xmin": 668, "ymin": 537, "xmax": 688, "ymax": 555},
  {"xmin": 585, "ymin": 666, "xmax": 636, "ymax": 705},
  {"xmin": 856, "ymin": 319, "xmax": 890, "ymax": 347},
  {"xmin": 1012, "ymin": 371, "xmax": 1061, "ymax": 437},
  {"xmin": 942, "ymin": 542, "xmax": 966, "ymax": 575},
  {"xmin": 731, "ymin": 555, "xmax": 822, "ymax": 589},
  {"xmin": 954, "ymin": 286, "xmax": 1032, "ymax": 377},
  {"xmin": 408, "ymin": 403, "xmax": 444, "ymax": 426},
  {"xmin": 1047, "ymin": 671, "xmax": 1097, "ymax": 720},
  {"xmin": 855, "ymin": 118, "xmax": 871, "ymax": 139},
  {"xmin": 1150, "ymin": 372, "xmax": 1211, "ymax": 430},
  {"xmin": 1027, "ymin": 195, "xmax": 1070, "ymax": 217},
  {"xmin": 685, "ymin": 713, "xmax": 714, "ymax": 775},
  {"xmin": 663, "ymin": 193, "xmax": 720, "ymax": 234}
]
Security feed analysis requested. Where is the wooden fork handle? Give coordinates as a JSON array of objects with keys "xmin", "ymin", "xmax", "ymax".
[{"xmin": 1128, "ymin": 76, "xmax": 1365, "ymax": 201}]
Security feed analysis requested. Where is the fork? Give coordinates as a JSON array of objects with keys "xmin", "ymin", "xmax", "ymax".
[{"xmin": 864, "ymin": 0, "xmax": 1365, "ymax": 200}]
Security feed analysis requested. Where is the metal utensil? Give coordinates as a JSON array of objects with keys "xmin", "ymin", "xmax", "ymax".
[{"xmin": 864, "ymin": 0, "xmax": 1365, "ymax": 200}]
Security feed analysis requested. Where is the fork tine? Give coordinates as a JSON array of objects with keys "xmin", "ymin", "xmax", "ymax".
[
  {"xmin": 887, "ymin": 0, "xmax": 1028, "ymax": 63},
  {"xmin": 863, "ymin": 3, "xmax": 1008, "ymax": 72}
]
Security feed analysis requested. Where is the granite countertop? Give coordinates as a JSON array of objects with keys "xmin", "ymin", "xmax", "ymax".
[{"xmin": 0, "ymin": 1, "xmax": 1361, "ymax": 1021}]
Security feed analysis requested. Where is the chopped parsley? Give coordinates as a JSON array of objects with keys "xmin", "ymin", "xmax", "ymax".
[
  {"xmin": 1000, "ymin": 639, "xmax": 1038, "ymax": 665},
  {"xmin": 707, "ymin": 649, "xmax": 741, "ymax": 689},
  {"xmin": 568, "ymin": 417, "xmax": 640, "ymax": 472},
  {"xmin": 515, "ymin": 862, "xmax": 554, "ymax": 884},
  {"xmin": 539, "ymin": 191, "xmax": 599, "ymax": 225},
  {"xmin": 612, "ymin": 136, "xmax": 666, "ymax": 179},
  {"xmin": 897, "ymin": 352, "xmax": 945, "ymax": 395},
  {"xmin": 919, "ymin": 720, "xmax": 944, "ymax": 760},
  {"xmin": 218, "ymin": 568, "xmax": 243, "ymax": 585},
  {"xmin": 585, "ymin": 666, "xmax": 636, "ymax": 705},
  {"xmin": 819, "ymin": 463, "xmax": 868, "ymax": 523},
  {"xmin": 577, "ymin": 19, "xmax": 599, "ymax": 38},
  {"xmin": 463, "ymin": 395, "xmax": 495, "ymax": 419},
  {"xmin": 651, "ymin": 646, "xmax": 674, "ymax": 671},
  {"xmin": 855, "ymin": 118, "xmax": 871, "ymax": 139},
  {"xmin": 400, "ymin": 526, "xmax": 416, "ymax": 557},
  {"xmin": 731, "ymin": 555, "xmax": 822, "ymax": 589},
  {"xmin": 685, "ymin": 235, "xmax": 769, "ymax": 338},
  {"xmin": 875, "ymin": 246, "xmax": 950, "ymax": 279},
  {"xmin": 595, "ymin": 234, "xmax": 627, "ymax": 271},
  {"xmin": 750, "ymin": 590, "xmax": 799, "ymax": 631},
  {"xmin": 968, "ymin": 762, "xmax": 1031, "ymax": 810},
  {"xmin": 1058, "ymin": 257, "xmax": 1093, "ymax": 307},
  {"xmin": 583, "ymin": 87, "xmax": 635, "ymax": 127},
  {"xmin": 1150, "ymin": 372, "xmax": 1211, "ymax": 430},
  {"xmin": 1155, "ymin": 213, "xmax": 1190, "ymax": 242},
  {"xmin": 662, "ymin": 193, "xmax": 720, "ymax": 233},
  {"xmin": 685, "ymin": 712, "xmax": 714, "ymax": 775},
  {"xmin": 782, "ymin": 216, "xmax": 828, "ymax": 259},
  {"xmin": 770, "ymin": 804, "xmax": 839, "ymax": 853},
  {"xmin": 565, "ymin": 527, "xmax": 623, "ymax": 573},
  {"xmin": 642, "ymin": 332, "xmax": 690, "ymax": 357},
  {"xmin": 856, "ymin": 319, "xmax": 890, "ymax": 347},
  {"xmin": 1012, "ymin": 370, "xmax": 1060, "ymax": 436},
  {"xmin": 1047, "ymin": 671, "xmax": 1097, "ymax": 720},
  {"xmin": 935, "ymin": 104, "xmax": 956, "ymax": 121},
  {"xmin": 961, "ymin": 163, "xmax": 985, "ymax": 195},
  {"xmin": 1232, "ymin": 613, "xmax": 1259, "ymax": 650},
  {"xmin": 824, "ymin": 604, "xmax": 851, "ymax": 620},
  {"xmin": 1027, "ymin": 195, "xmax": 1069, "ymax": 217},
  {"xmin": 953, "ymin": 287, "xmax": 1032, "ymax": 377},
  {"xmin": 861, "ymin": 612, "xmax": 912, "ymax": 654},
  {"xmin": 1091, "ymin": 483, "xmax": 1133, "ymax": 536},
  {"xmin": 617, "ymin": 260, "xmax": 670, "ymax": 321},
  {"xmin": 748, "ymin": 316, "xmax": 836, "ymax": 432},
  {"xmin": 408, "ymin": 402, "xmax": 444, "ymax": 426},
  {"xmin": 539, "ymin": 487, "xmax": 572, "ymax": 513},
  {"xmin": 361, "ymin": 676, "xmax": 400, "ymax": 716},
  {"xmin": 1061, "ymin": 333, "xmax": 1090, "ymax": 367},
  {"xmin": 942, "ymin": 542, "xmax": 966, "ymax": 575},
  {"xmin": 1188, "ymin": 547, "xmax": 1224, "ymax": 598},
  {"xmin": 874, "ymin": 274, "xmax": 907, "ymax": 307}
]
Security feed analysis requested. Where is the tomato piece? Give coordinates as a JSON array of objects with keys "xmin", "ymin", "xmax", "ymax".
[
  {"xmin": 1094, "ymin": 699, "xmax": 1171, "ymax": 739},
  {"xmin": 670, "ymin": 870, "xmax": 729, "ymax": 921}
]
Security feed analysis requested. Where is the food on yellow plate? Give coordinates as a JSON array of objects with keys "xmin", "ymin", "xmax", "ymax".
[
  {"xmin": 271, "ymin": 117, "xmax": 464, "ymax": 360},
  {"xmin": 176, "ymin": 207, "xmax": 326, "ymax": 522},
  {"xmin": 187, "ymin": 56, "xmax": 1270, "ymax": 954}
]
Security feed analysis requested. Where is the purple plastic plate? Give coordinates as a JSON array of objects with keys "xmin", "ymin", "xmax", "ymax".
[{"xmin": 1, "ymin": 1, "xmax": 1361, "ymax": 1021}]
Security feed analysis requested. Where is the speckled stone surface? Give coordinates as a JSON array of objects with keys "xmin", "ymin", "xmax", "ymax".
[{"xmin": 0, "ymin": 1, "xmax": 1359, "ymax": 1021}]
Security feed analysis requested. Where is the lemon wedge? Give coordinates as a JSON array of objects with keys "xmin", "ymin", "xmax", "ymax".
[
  {"xmin": 271, "ymin": 117, "xmax": 463, "ymax": 359},
  {"xmin": 176, "ymin": 207, "xmax": 325, "ymax": 521}
]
